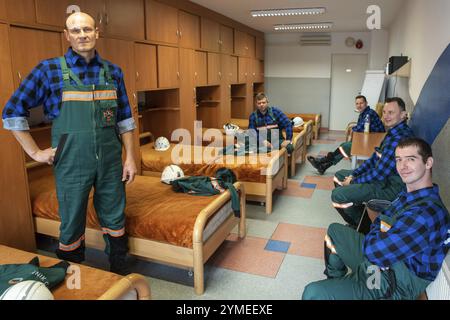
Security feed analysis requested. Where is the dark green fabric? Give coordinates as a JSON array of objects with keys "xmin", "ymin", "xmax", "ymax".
[
  {"xmin": 52, "ymin": 57, "xmax": 125, "ymax": 256},
  {"xmin": 171, "ymin": 168, "xmax": 241, "ymax": 217},
  {"xmin": 0, "ymin": 257, "xmax": 69, "ymax": 295},
  {"xmin": 332, "ymin": 172, "xmax": 405, "ymax": 226},
  {"xmin": 302, "ymin": 223, "xmax": 431, "ymax": 300}
]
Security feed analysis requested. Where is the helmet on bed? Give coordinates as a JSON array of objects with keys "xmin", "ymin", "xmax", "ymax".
[
  {"xmin": 0, "ymin": 280, "xmax": 54, "ymax": 300},
  {"xmin": 161, "ymin": 165, "xmax": 184, "ymax": 184},
  {"xmin": 154, "ymin": 136, "xmax": 170, "ymax": 151},
  {"xmin": 223, "ymin": 123, "xmax": 239, "ymax": 136},
  {"xmin": 291, "ymin": 117, "xmax": 304, "ymax": 128}
]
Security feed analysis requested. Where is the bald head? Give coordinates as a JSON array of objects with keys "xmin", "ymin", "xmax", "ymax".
[
  {"xmin": 65, "ymin": 12, "xmax": 96, "ymax": 30},
  {"xmin": 64, "ymin": 12, "xmax": 98, "ymax": 61}
]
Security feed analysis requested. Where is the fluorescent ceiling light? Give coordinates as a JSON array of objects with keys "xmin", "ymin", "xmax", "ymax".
[
  {"xmin": 251, "ymin": 7, "xmax": 325, "ymax": 17},
  {"xmin": 274, "ymin": 22, "xmax": 333, "ymax": 31}
]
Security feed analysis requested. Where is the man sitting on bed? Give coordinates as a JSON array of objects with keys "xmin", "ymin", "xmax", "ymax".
[{"xmin": 248, "ymin": 93, "xmax": 293, "ymax": 153}]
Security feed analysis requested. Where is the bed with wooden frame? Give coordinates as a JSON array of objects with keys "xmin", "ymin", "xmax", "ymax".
[
  {"xmin": 0, "ymin": 244, "xmax": 151, "ymax": 300},
  {"xmin": 227, "ymin": 119, "xmax": 308, "ymax": 177},
  {"xmin": 287, "ymin": 113, "xmax": 321, "ymax": 140},
  {"xmin": 26, "ymin": 166, "xmax": 246, "ymax": 295},
  {"xmin": 140, "ymin": 142, "xmax": 287, "ymax": 214}
]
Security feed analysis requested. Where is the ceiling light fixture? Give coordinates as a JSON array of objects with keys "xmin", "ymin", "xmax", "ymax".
[
  {"xmin": 274, "ymin": 22, "xmax": 333, "ymax": 31},
  {"xmin": 251, "ymin": 7, "xmax": 325, "ymax": 17}
]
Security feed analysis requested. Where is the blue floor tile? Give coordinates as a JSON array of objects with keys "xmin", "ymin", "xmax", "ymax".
[
  {"xmin": 265, "ymin": 239, "xmax": 291, "ymax": 253},
  {"xmin": 300, "ymin": 182, "xmax": 317, "ymax": 189}
]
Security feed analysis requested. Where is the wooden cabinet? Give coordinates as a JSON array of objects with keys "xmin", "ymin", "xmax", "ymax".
[
  {"xmin": 5, "ymin": 0, "xmax": 35, "ymax": 24},
  {"xmin": 201, "ymin": 17, "xmax": 220, "ymax": 52},
  {"xmin": 104, "ymin": 0, "xmax": 145, "ymax": 40},
  {"xmin": 9, "ymin": 27, "xmax": 62, "ymax": 88},
  {"xmin": 35, "ymin": 0, "xmax": 76, "ymax": 27},
  {"xmin": 220, "ymin": 25, "xmax": 234, "ymax": 54},
  {"xmin": 0, "ymin": 0, "xmax": 6, "ymax": 20},
  {"xmin": 179, "ymin": 48, "xmax": 196, "ymax": 136},
  {"xmin": 207, "ymin": 52, "xmax": 221, "ymax": 85},
  {"xmin": 145, "ymin": 0, "xmax": 178, "ymax": 44},
  {"xmin": 194, "ymin": 51, "xmax": 207, "ymax": 86},
  {"xmin": 35, "ymin": 0, "xmax": 145, "ymax": 40},
  {"xmin": 222, "ymin": 54, "xmax": 238, "ymax": 84},
  {"xmin": 157, "ymin": 45, "xmax": 179, "ymax": 88},
  {"xmin": 238, "ymin": 57, "xmax": 250, "ymax": 84},
  {"xmin": 235, "ymin": 30, "xmax": 255, "ymax": 57},
  {"xmin": 178, "ymin": 10, "xmax": 200, "ymax": 49},
  {"xmin": 134, "ymin": 43, "xmax": 157, "ymax": 91},
  {"xmin": 256, "ymin": 37, "xmax": 264, "ymax": 60},
  {"xmin": 0, "ymin": 23, "xmax": 36, "ymax": 252}
]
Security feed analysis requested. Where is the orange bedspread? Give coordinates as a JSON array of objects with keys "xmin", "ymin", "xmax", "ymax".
[
  {"xmin": 141, "ymin": 143, "xmax": 284, "ymax": 183},
  {"xmin": 30, "ymin": 175, "xmax": 228, "ymax": 248},
  {"xmin": 0, "ymin": 245, "xmax": 122, "ymax": 300}
]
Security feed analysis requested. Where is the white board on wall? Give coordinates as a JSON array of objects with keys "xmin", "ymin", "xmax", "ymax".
[{"xmin": 360, "ymin": 70, "xmax": 386, "ymax": 108}]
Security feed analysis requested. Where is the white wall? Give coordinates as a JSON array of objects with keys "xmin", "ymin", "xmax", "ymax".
[
  {"xmin": 388, "ymin": 0, "xmax": 450, "ymax": 103},
  {"xmin": 265, "ymin": 32, "xmax": 372, "ymax": 78}
]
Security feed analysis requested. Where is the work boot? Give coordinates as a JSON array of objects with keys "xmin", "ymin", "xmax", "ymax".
[
  {"xmin": 55, "ymin": 244, "xmax": 85, "ymax": 264},
  {"xmin": 108, "ymin": 234, "xmax": 131, "ymax": 275},
  {"xmin": 317, "ymin": 160, "xmax": 333, "ymax": 175},
  {"xmin": 307, "ymin": 156, "xmax": 322, "ymax": 171}
]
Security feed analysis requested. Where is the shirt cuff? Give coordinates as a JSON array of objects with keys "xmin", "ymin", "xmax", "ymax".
[
  {"xmin": 2, "ymin": 117, "xmax": 30, "ymax": 131},
  {"xmin": 117, "ymin": 117, "xmax": 136, "ymax": 134}
]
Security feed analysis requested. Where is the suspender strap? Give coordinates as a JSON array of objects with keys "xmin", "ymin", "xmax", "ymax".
[
  {"xmin": 101, "ymin": 60, "xmax": 113, "ymax": 84},
  {"xmin": 58, "ymin": 57, "xmax": 84, "ymax": 87}
]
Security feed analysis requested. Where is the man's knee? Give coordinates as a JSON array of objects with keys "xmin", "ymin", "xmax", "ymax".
[{"xmin": 302, "ymin": 281, "xmax": 329, "ymax": 300}]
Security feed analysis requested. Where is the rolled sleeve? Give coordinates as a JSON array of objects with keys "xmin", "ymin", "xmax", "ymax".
[
  {"xmin": 117, "ymin": 117, "xmax": 136, "ymax": 134},
  {"xmin": 2, "ymin": 117, "xmax": 30, "ymax": 131}
]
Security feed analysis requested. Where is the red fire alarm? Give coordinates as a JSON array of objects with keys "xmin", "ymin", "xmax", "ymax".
[{"xmin": 355, "ymin": 39, "xmax": 363, "ymax": 49}]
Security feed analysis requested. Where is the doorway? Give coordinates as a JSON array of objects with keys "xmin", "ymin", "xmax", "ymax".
[{"xmin": 329, "ymin": 54, "xmax": 368, "ymax": 130}]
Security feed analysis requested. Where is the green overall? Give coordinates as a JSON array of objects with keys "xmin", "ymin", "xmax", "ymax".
[
  {"xmin": 302, "ymin": 221, "xmax": 432, "ymax": 300},
  {"xmin": 52, "ymin": 57, "xmax": 126, "ymax": 263},
  {"xmin": 331, "ymin": 141, "xmax": 352, "ymax": 164}
]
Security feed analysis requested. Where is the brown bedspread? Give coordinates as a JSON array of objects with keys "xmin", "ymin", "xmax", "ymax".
[
  {"xmin": 30, "ymin": 175, "xmax": 227, "ymax": 248},
  {"xmin": 0, "ymin": 244, "xmax": 122, "ymax": 300},
  {"xmin": 141, "ymin": 142, "xmax": 283, "ymax": 183}
]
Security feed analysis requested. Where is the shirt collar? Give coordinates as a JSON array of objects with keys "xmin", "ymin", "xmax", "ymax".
[
  {"xmin": 388, "ymin": 120, "xmax": 408, "ymax": 134},
  {"xmin": 65, "ymin": 47, "xmax": 102, "ymax": 67},
  {"xmin": 405, "ymin": 184, "xmax": 440, "ymax": 199}
]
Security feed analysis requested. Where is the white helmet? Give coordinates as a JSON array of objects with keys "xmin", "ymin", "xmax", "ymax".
[
  {"xmin": 223, "ymin": 123, "xmax": 239, "ymax": 136},
  {"xmin": 292, "ymin": 117, "xmax": 304, "ymax": 127},
  {"xmin": 154, "ymin": 136, "xmax": 170, "ymax": 151},
  {"xmin": 161, "ymin": 165, "xmax": 184, "ymax": 184},
  {"xmin": 0, "ymin": 280, "xmax": 54, "ymax": 300}
]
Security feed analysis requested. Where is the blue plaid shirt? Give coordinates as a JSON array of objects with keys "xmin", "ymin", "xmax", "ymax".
[
  {"xmin": 352, "ymin": 121, "xmax": 413, "ymax": 184},
  {"xmin": 248, "ymin": 106, "xmax": 293, "ymax": 141},
  {"xmin": 2, "ymin": 47, "xmax": 135, "ymax": 134},
  {"xmin": 364, "ymin": 185, "xmax": 450, "ymax": 281},
  {"xmin": 352, "ymin": 106, "xmax": 385, "ymax": 133}
]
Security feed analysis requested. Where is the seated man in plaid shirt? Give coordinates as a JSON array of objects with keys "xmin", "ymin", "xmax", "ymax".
[
  {"xmin": 331, "ymin": 97, "xmax": 413, "ymax": 228},
  {"xmin": 307, "ymin": 95, "xmax": 385, "ymax": 174},
  {"xmin": 303, "ymin": 137, "xmax": 450, "ymax": 300},
  {"xmin": 247, "ymin": 92, "xmax": 293, "ymax": 153}
]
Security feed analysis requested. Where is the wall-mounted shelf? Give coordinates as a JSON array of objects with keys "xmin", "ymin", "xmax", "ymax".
[
  {"xmin": 141, "ymin": 107, "xmax": 180, "ymax": 112},
  {"xmin": 390, "ymin": 60, "xmax": 411, "ymax": 77}
]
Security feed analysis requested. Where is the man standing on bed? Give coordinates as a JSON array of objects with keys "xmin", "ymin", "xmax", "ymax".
[
  {"xmin": 248, "ymin": 92, "xmax": 293, "ymax": 153},
  {"xmin": 1, "ymin": 12, "xmax": 136, "ymax": 275}
]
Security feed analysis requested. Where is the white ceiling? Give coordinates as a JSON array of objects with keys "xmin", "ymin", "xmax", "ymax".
[{"xmin": 189, "ymin": 0, "xmax": 406, "ymax": 34}]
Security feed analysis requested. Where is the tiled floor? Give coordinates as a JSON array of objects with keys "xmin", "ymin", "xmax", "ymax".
[{"xmin": 36, "ymin": 131, "xmax": 351, "ymax": 300}]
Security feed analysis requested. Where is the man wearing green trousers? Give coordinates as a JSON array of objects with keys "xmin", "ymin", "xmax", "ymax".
[
  {"xmin": 308, "ymin": 95, "xmax": 385, "ymax": 174},
  {"xmin": 331, "ymin": 97, "xmax": 413, "ymax": 228},
  {"xmin": 302, "ymin": 137, "xmax": 450, "ymax": 300},
  {"xmin": 2, "ymin": 12, "xmax": 137, "ymax": 274}
]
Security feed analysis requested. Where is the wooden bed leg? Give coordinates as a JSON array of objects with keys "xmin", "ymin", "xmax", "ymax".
[
  {"xmin": 266, "ymin": 177, "xmax": 273, "ymax": 214},
  {"xmin": 239, "ymin": 186, "xmax": 246, "ymax": 238},
  {"xmin": 290, "ymin": 155, "xmax": 296, "ymax": 177},
  {"xmin": 193, "ymin": 241, "xmax": 204, "ymax": 295}
]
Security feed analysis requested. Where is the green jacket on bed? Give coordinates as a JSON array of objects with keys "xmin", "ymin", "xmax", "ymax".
[{"xmin": 171, "ymin": 168, "xmax": 241, "ymax": 217}]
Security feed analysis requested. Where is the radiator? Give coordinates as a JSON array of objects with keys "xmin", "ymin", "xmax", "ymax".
[{"xmin": 426, "ymin": 253, "xmax": 450, "ymax": 300}]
